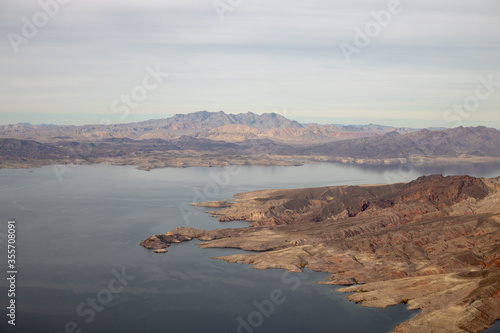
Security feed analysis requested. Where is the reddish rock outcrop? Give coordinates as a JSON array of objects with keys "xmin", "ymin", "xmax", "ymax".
[
  {"xmin": 141, "ymin": 175, "xmax": 500, "ymax": 333},
  {"xmin": 204, "ymin": 174, "xmax": 491, "ymax": 228}
]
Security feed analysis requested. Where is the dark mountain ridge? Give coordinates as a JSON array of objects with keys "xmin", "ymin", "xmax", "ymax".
[{"xmin": 300, "ymin": 126, "xmax": 500, "ymax": 159}]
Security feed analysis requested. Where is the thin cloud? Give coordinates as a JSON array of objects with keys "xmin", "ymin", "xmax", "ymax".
[{"xmin": 0, "ymin": 0, "xmax": 499, "ymax": 127}]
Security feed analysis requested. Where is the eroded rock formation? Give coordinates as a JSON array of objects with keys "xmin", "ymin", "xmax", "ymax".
[{"xmin": 141, "ymin": 175, "xmax": 500, "ymax": 333}]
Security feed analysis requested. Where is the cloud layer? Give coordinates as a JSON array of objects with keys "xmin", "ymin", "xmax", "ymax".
[{"xmin": 1, "ymin": 0, "xmax": 499, "ymax": 127}]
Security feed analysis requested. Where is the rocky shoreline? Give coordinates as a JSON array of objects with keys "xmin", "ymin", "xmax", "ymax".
[
  {"xmin": 141, "ymin": 175, "xmax": 500, "ymax": 332},
  {"xmin": 3, "ymin": 154, "xmax": 500, "ymax": 172}
]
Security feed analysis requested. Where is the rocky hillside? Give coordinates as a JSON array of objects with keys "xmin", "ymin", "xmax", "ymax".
[
  {"xmin": 0, "ymin": 110, "xmax": 416, "ymax": 143},
  {"xmin": 300, "ymin": 126, "xmax": 500, "ymax": 160},
  {"xmin": 141, "ymin": 175, "xmax": 500, "ymax": 333},
  {"xmin": 202, "ymin": 174, "xmax": 489, "ymax": 226},
  {"xmin": 0, "ymin": 138, "xmax": 65, "ymax": 160},
  {"xmin": 1, "ymin": 111, "xmax": 499, "ymax": 169}
]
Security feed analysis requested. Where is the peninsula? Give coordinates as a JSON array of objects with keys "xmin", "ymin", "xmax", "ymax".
[{"xmin": 141, "ymin": 174, "xmax": 500, "ymax": 333}]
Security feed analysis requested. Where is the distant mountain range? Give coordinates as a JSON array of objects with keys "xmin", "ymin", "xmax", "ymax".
[
  {"xmin": 0, "ymin": 111, "xmax": 499, "ymax": 170},
  {"xmin": 138, "ymin": 110, "xmax": 302, "ymax": 131},
  {"xmin": 0, "ymin": 110, "xmax": 419, "ymax": 144},
  {"xmin": 300, "ymin": 126, "xmax": 500, "ymax": 159}
]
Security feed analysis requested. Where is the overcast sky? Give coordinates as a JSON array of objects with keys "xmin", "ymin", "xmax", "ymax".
[{"xmin": 1, "ymin": 0, "xmax": 499, "ymax": 128}]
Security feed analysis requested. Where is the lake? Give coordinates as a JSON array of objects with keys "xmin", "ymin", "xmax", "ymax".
[{"xmin": 1, "ymin": 162, "xmax": 499, "ymax": 333}]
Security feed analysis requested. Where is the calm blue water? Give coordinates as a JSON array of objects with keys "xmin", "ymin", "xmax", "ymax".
[{"xmin": 0, "ymin": 162, "xmax": 499, "ymax": 333}]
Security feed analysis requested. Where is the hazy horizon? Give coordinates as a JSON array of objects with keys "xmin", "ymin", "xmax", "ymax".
[
  {"xmin": 1, "ymin": 0, "xmax": 499, "ymax": 130},
  {"xmin": 0, "ymin": 110, "xmax": 500, "ymax": 130}
]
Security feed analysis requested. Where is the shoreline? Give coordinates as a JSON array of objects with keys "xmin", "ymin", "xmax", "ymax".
[
  {"xmin": 141, "ymin": 175, "xmax": 500, "ymax": 333},
  {"xmin": 2, "ymin": 154, "xmax": 500, "ymax": 171}
]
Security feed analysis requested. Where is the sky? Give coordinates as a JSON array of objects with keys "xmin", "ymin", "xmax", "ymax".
[{"xmin": 0, "ymin": 0, "xmax": 499, "ymax": 128}]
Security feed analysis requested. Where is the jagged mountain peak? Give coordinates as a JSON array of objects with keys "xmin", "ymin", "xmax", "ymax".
[{"xmin": 160, "ymin": 110, "xmax": 303, "ymax": 131}]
